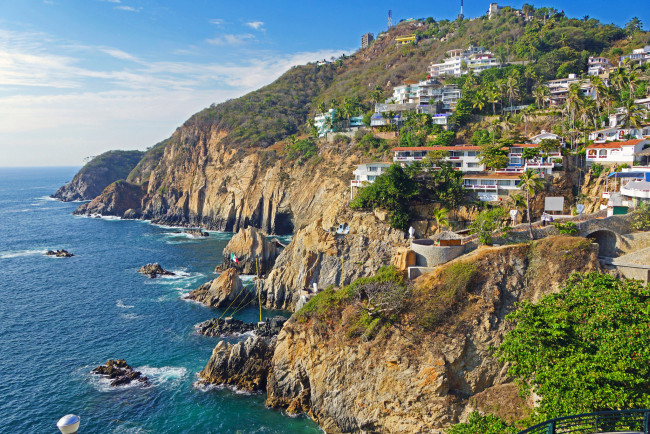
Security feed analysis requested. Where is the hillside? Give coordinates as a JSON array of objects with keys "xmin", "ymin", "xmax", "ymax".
[{"xmin": 52, "ymin": 150, "xmax": 144, "ymax": 202}]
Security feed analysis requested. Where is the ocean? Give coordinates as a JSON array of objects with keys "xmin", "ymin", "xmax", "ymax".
[{"xmin": 0, "ymin": 167, "xmax": 320, "ymax": 433}]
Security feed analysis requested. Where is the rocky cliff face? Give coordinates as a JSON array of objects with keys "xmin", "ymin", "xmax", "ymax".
[
  {"xmin": 218, "ymin": 226, "xmax": 278, "ymax": 275},
  {"xmin": 53, "ymin": 150, "xmax": 144, "ymax": 201},
  {"xmin": 188, "ymin": 268, "xmax": 251, "ymax": 308},
  {"xmin": 73, "ymin": 180, "xmax": 146, "ymax": 217},
  {"xmin": 265, "ymin": 236, "xmax": 600, "ymax": 433},
  {"xmin": 260, "ymin": 211, "xmax": 408, "ymax": 311},
  {"xmin": 75, "ymin": 127, "xmax": 355, "ymax": 235}
]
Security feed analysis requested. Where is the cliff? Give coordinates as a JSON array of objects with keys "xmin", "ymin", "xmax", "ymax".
[
  {"xmin": 74, "ymin": 180, "xmax": 146, "ymax": 217},
  {"xmin": 52, "ymin": 150, "xmax": 144, "ymax": 201},
  {"xmin": 265, "ymin": 236, "xmax": 600, "ymax": 433},
  {"xmin": 260, "ymin": 210, "xmax": 408, "ymax": 310},
  {"xmin": 219, "ymin": 226, "xmax": 279, "ymax": 275}
]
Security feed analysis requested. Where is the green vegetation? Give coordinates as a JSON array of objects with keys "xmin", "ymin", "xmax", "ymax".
[
  {"xmin": 497, "ymin": 272, "xmax": 650, "ymax": 419},
  {"xmin": 77, "ymin": 150, "xmax": 144, "ymax": 184},
  {"xmin": 127, "ymin": 140, "xmax": 168, "ymax": 183},
  {"xmin": 518, "ymin": 169, "xmax": 545, "ymax": 239},
  {"xmin": 551, "ymin": 220, "xmax": 578, "ymax": 235},
  {"xmin": 448, "ymin": 412, "xmax": 517, "ymax": 434},
  {"xmin": 350, "ymin": 164, "xmax": 420, "ymax": 231},
  {"xmin": 590, "ymin": 162, "xmax": 604, "ymax": 177},
  {"xmin": 469, "ymin": 208, "xmax": 509, "ymax": 245},
  {"xmin": 285, "ymin": 138, "xmax": 319, "ymax": 164},
  {"xmin": 631, "ymin": 202, "xmax": 650, "ymax": 231}
]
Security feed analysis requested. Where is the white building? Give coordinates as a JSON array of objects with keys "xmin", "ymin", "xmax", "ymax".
[
  {"xmin": 390, "ymin": 80, "xmax": 462, "ymax": 112},
  {"xmin": 546, "ymin": 74, "xmax": 596, "ymax": 106},
  {"xmin": 588, "ymin": 127, "xmax": 648, "ymax": 143},
  {"xmin": 350, "ymin": 162, "xmax": 392, "ymax": 199},
  {"xmin": 487, "ymin": 3, "xmax": 503, "ymax": 19},
  {"xmin": 463, "ymin": 173, "xmax": 520, "ymax": 201},
  {"xmin": 392, "ymin": 146, "xmax": 484, "ymax": 171},
  {"xmin": 428, "ymin": 46, "xmax": 501, "ymax": 78},
  {"xmin": 314, "ymin": 109, "xmax": 336, "ymax": 137},
  {"xmin": 506, "ymin": 144, "xmax": 562, "ymax": 175},
  {"xmin": 586, "ymin": 139, "xmax": 648, "ymax": 165},
  {"xmin": 529, "ymin": 130, "xmax": 563, "ymax": 144},
  {"xmin": 588, "ymin": 56, "xmax": 611, "ymax": 76},
  {"xmin": 620, "ymin": 46, "xmax": 650, "ymax": 65},
  {"xmin": 605, "ymin": 168, "xmax": 650, "ymax": 205}
]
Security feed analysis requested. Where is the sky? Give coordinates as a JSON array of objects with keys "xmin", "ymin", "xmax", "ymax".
[{"xmin": 0, "ymin": 1, "xmax": 648, "ymax": 167}]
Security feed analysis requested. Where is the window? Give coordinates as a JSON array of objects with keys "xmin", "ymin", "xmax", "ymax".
[
  {"xmin": 511, "ymin": 158, "xmax": 522, "ymax": 165},
  {"xmin": 465, "ymin": 179, "xmax": 478, "ymax": 185},
  {"xmin": 368, "ymin": 175, "xmax": 377, "ymax": 181},
  {"xmin": 497, "ymin": 180, "xmax": 513, "ymax": 186},
  {"xmin": 467, "ymin": 151, "xmax": 478, "ymax": 156},
  {"xmin": 454, "ymin": 163, "xmax": 462, "ymax": 168},
  {"xmin": 599, "ymin": 149, "xmax": 608, "ymax": 157},
  {"xmin": 367, "ymin": 166, "xmax": 377, "ymax": 172},
  {"xmin": 467, "ymin": 163, "xmax": 479, "ymax": 168},
  {"xmin": 588, "ymin": 149, "xmax": 597, "ymax": 157}
]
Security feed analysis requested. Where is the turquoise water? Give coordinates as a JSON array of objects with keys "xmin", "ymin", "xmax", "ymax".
[{"xmin": 0, "ymin": 167, "xmax": 320, "ymax": 433}]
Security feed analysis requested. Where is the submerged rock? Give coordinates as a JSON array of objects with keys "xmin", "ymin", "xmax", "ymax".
[
  {"xmin": 46, "ymin": 249, "xmax": 74, "ymax": 258},
  {"xmin": 185, "ymin": 228, "xmax": 209, "ymax": 237},
  {"xmin": 92, "ymin": 359, "xmax": 149, "ymax": 387},
  {"xmin": 188, "ymin": 268, "xmax": 252, "ymax": 308},
  {"xmin": 195, "ymin": 316, "xmax": 287, "ymax": 338},
  {"xmin": 199, "ymin": 335, "xmax": 275, "ymax": 392},
  {"xmin": 137, "ymin": 263, "xmax": 174, "ymax": 278}
]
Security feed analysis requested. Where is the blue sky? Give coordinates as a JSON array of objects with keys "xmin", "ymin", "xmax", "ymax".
[{"xmin": 0, "ymin": 1, "xmax": 648, "ymax": 166}]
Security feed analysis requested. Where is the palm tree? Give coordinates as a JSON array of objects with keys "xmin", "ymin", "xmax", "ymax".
[
  {"xmin": 620, "ymin": 99, "xmax": 644, "ymax": 130},
  {"xmin": 432, "ymin": 208, "xmax": 449, "ymax": 233},
  {"xmin": 533, "ymin": 85, "xmax": 548, "ymax": 109},
  {"xmin": 488, "ymin": 118, "xmax": 501, "ymax": 144},
  {"xmin": 518, "ymin": 169, "xmax": 544, "ymax": 239},
  {"xmin": 509, "ymin": 193, "xmax": 527, "ymax": 224},
  {"xmin": 371, "ymin": 85, "xmax": 383, "ymax": 103},
  {"xmin": 589, "ymin": 75, "xmax": 607, "ymax": 120},
  {"xmin": 317, "ymin": 101, "xmax": 326, "ymax": 115},
  {"xmin": 505, "ymin": 75, "xmax": 520, "ymax": 109},
  {"xmin": 559, "ymin": 33, "xmax": 568, "ymax": 47},
  {"xmin": 522, "ymin": 106, "xmax": 535, "ymax": 136},
  {"xmin": 472, "ymin": 90, "xmax": 487, "ymax": 112},
  {"xmin": 487, "ymin": 87, "xmax": 500, "ymax": 115}
]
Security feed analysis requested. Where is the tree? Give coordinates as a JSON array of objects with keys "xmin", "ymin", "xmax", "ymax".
[
  {"xmin": 625, "ymin": 17, "xmax": 643, "ymax": 35},
  {"xmin": 533, "ymin": 85, "xmax": 549, "ymax": 109},
  {"xmin": 478, "ymin": 143, "xmax": 509, "ymax": 169},
  {"xmin": 472, "ymin": 89, "xmax": 488, "ymax": 112},
  {"xmin": 432, "ymin": 208, "xmax": 449, "ymax": 233},
  {"xmin": 317, "ymin": 101, "xmax": 326, "ymax": 115},
  {"xmin": 505, "ymin": 75, "xmax": 520, "ymax": 108},
  {"xmin": 620, "ymin": 98, "xmax": 644, "ymax": 130},
  {"xmin": 371, "ymin": 85, "xmax": 384, "ymax": 103},
  {"xmin": 497, "ymin": 272, "xmax": 650, "ymax": 419},
  {"xmin": 509, "ymin": 193, "xmax": 527, "ymax": 223},
  {"xmin": 469, "ymin": 207, "xmax": 508, "ymax": 245},
  {"xmin": 517, "ymin": 168, "xmax": 544, "ymax": 239},
  {"xmin": 448, "ymin": 412, "xmax": 516, "ymax": 434}
]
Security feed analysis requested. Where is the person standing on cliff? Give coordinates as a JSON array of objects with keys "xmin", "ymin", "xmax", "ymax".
[{"xmin": 408, "ymin": 226, "xmax": 415, "ymax": 239}]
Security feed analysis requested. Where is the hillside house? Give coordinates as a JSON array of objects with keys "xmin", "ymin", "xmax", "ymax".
[
  {"xmin": 389, "ymin": 80, "xmax": 462, "ymax": 112},
  {"xmin": 546, "ymin": 74, "xmax": 596, "ymax": 106},
  {"xmin": 586, "ymin": 139, "xmax": 648, "ymax": 165},
  {"xmin": 588, "ymin": 56, "xmax": 612, "ymax": 76},
  {"xmin": 314, "ymin": 109, "xmax": 364, "ymax": 137},
  {"xmin": 506, "ymin": 144, "xmax": 561, "ymax": 175},
  {"xmin": 529, "ymin": 130, "xmax": 563, "ymax": 144},
  {"xmin": 428, "ymin": 46, "xmax": 501, "ymax": 78},
  {"xmin": 462, "ymin": 173, "xmax": 520, "ymax": 201},
  {"xmin": 620, "ymin": 46, "xmax": 650, "ymax": 65},
  {"xmin": 588, "ymin": 126, "xmax": 648, "ymax": 143},
  {"xmin": 392, "ymin": 146, "xmax": 484, "ymax": 171},
  {"xmin": 395, "ymin": 35, "xmax": 417, "ymax": 46},
  {"xmin": 350, "ymin": 163, "xmax": 392, "ymax": 199}
]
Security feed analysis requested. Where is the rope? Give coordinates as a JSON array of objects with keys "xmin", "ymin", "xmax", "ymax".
[
  {"xmin": 231, "ymin": 296, "xmax": 258, "ymax": 317},
  {"xmin": 218, "ymin": 285, "xmax": 246, "ymax": 320}
]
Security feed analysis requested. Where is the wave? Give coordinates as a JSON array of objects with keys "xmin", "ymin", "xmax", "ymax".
[
  {"xmin": 116, "ymin": 299, "xmax": 134, "ymax": 309},
  {"xmin": 120, "ymin": 313, "xmax": 142, "ymax": 320},
  {"xmin": 0, "ymin": 249, "xmax": 47, "ymax": 259},
  {"xmin": 137, "ymin": 365, "xmax": 187, "ymax": 388},
  {"xmin": 35, "ymin": 195, "xmax": 58, "ymax": 202},
  {"xmin": 191, "ymin": 380, "xmax": 256, "ymax": 395}
]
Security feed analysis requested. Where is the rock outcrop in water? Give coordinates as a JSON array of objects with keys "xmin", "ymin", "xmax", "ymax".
[
  {"xmin": 137, "ymin": 263, "xmax": 174, "ymax": 278},
  {"xmin": 185, "ymin": 228, "xmax": 209, "ymax": 237},
  {"xmin": 52, "ymin": 150, "xmax": 144, "ymax": 202},
  {"xmin": 188, "ymin": 268, "xmax": 252, "ymax": 308},
  {"xmin": 217, "ymin": 226, "xmax": 278, "ymax": 275},
  {"xmin": 46, "ymin": 249, "xmax": 74, "ymax": 258},
  {"xmin": 195, "ymin": 316, "xmax": 287, "ymax": 338},
  {"xmin": 199, "ymin": 335, "xmax": 275, "ymax": 391},
  {"xmin": 264, "ymin": 237, "xmax": 601, "ymax": 432},
  {"xmin": 74, "ymin": 180, "xmax": 146, "ymax": 218},
  {"xmin": 92, "ymin": 359, "xmax": 149, "ymax": 387}
]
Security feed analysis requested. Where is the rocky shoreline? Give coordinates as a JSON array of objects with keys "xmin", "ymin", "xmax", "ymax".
[
  {"xmin": 195, "ymin": 316, "xmax": 287, "ymax": 338},
  {"xmin": 92, "ymin": 359, "xmax": 149, "ymax": 387},
  {"xmin": 137, "ymin": 263, "xmax": 175, "ymax": 278}
]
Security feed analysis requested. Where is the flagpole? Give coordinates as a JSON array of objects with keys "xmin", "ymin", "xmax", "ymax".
[{"xmin": 256, "ymin": 258, "xmax": 262, "ymax": 322}]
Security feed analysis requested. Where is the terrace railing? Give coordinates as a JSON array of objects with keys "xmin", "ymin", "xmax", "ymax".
[{"xmin": 517, "ymin": 410, "xmax": 650, "ymax": 434}]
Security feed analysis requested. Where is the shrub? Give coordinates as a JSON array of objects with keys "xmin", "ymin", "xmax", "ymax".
[
  {"xmin": 632, "ymin": 202, "xmax": 650, "ymax": 231},
  {"xmin": 286, "ymin": 138, "xmax": 318, "ymax": 163},
  {"xmin": 497, "ymin": 272, "xmax": 650, "ymax": 419},
  {"xmin": 552, "ymin": 220, "xmax": 578, "ymax": 235},
  {"xmin": 448, "ymin": 412, "xmax": 517, "ymax": 434},
  {"xmin": 469, "ymin": 208, "xmax": 509, "ymax": 245},
  {"xmin": 590, "ymin": 162, "xmax": 604, "ymax": 177},
  {"xmin": 333, "ymin": 133, "xmax": 351, "ymax": 145}
]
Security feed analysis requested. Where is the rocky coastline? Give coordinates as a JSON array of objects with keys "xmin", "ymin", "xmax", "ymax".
[
  {"xmin": 195, "ymin": 316, "xmax": 287, "ymax": 338},
  {"xmin": 92, "ymin": 359, "xmax": 149, "ymax": 387}
]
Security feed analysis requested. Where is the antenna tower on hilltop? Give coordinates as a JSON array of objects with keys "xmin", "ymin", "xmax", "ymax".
[
  {"xmin": 387, "ymin": 10, "xmax": 393, "ymax": 30},
  {"xmin": 460, "ymin": 0, "xmax": 464, "ymax": 18}
]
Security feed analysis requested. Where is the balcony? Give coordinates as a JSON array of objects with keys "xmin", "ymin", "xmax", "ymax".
[{"xmin": 463, "ymin": 184, "xmax": 498, "ymax": 191}]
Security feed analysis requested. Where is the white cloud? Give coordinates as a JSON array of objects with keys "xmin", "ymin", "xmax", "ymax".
[
  {"xmin": 206, "ymin": 33, "xmax": 254, "ymax": 45},
  {"xmin": 115, "ymin": 5, "xmax": 139, "ymax": 12},
  {"xmin": 245, "ymin": 21, "xmax": 264, "ymax": 31},
  {"xmin": 0, "ymin": 28, "xmax": 352, "ymax": 166},
  {"xmin": 209, "ymin": 18, "xmax": 225, "ymax": 26}
]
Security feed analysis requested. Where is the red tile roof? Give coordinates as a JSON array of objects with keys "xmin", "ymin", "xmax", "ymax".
[{"xmin": 586, "ymin": 139, "xmax": 646, "ymax": 149}]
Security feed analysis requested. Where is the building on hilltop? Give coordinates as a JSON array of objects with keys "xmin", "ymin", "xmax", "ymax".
[
  {"xmin": 545, "ymin": 74, "xmax": 596, "ymax": 106},
  {"xmin": 395, "ymin": 34, "xmax": 417, "ymax": 46},
  {"xmin": 350, "ymin": 162, "xmax": 392, "ymax": 199},
  {"xmin": 361, "ymin": 33, "xmax": 374, "ymax": 49},
  {"xmin": 428, "ymin": 46, "xmax": 501, "ymax": 78},
  {"xmin": 588, "ymin": 56, "xmax": 611, "ymax": 76},
  {"xmin": 620, "ymin": 46, "xmax": 650, "ymax": 65},
  {"xmin": 487, "ymin": 3, "xmax": 503, "ymax": 19},
  {"xmin": 529, "ymin": 130, "xmax": 564, "ymax": 144},
  {"xmin": 314, "ymin": 108, "xmax": 364, "ymax": 138},
  {"xmin": 388, "ymin": 79, "xmax": 462, "ymax": 112}
]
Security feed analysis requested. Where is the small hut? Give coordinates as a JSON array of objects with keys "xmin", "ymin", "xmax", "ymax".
[{"xmin": 431, "ymin": 231, "xmax": 463, "ymax": 247}]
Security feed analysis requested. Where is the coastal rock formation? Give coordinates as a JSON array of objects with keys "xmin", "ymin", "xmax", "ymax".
[
  {"xmin": 137, "ymin": 263, "xmax": 174, "ymax": 278},
  {"xmin": 92, "ymin": 359, "xmax": 149, "ymax": 387},
  {"xmin": 199, "ymin": 335, "xmax": 275, "ymax": 391},
  {"xmin": 260, "ymin": 211, "xmax": 408, "ymax": 310},
  {"xmin": 195, "ymin": 316, "xmax": 287, "ymax": 338},
  {"xmin": 218, "ymin": 226, "xmax": 278, "ymax": 275},
  {"xmin": 52, "ymin": 150, "xmax": 144, "ymax": 202},
  {"xmin": 185, "ymin": 228, "xmax": 209, "ymax": 237},
  {"xmin": 46, "ymin": 249, "xmax": 74, "ymax": 258},
  {"xmin": 265, "ymin": 237, "xmax": 600, "ymax": 432},
  {"xmin": 74, "ymin": 180, "xmax": 145, "ymax": 218},
  {"xmin": 187, "ymin": 268, "xmax": 251, "ymax": 308}
]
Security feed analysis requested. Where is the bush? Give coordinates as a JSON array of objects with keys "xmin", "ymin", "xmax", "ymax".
[
  {"xmin": 333, "ymin": 133, "xmax": 351, "ymax": 145},
  {"xmin": 632, "ymin": 202, "xmax": 650, "ymax": 231},
  {"xmin": 590, "ymin": 162, "xmax": 604, "ymax": 177},
  {"xmin": 286, "ymin": 138, "xmax": 318, "ymax": 163},
  {"xmin": 497, "ymin": 272, "xmax": 650, "ymax": 419},
  {"xmin": 448, "ymin": 412, "xmax": 517, "ymax": 434},
  {"xmin": 469, "ymin": 208, "xmax": 509, "ymax": 245},
  {"xmin": 552, "ymin": 220, "xmax": 578, "ymax": 235}
]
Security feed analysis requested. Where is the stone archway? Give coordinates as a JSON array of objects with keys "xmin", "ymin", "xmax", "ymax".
[{"xmin": 586, "ymin": 229, "xmax": 618, "ymax": 257}]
